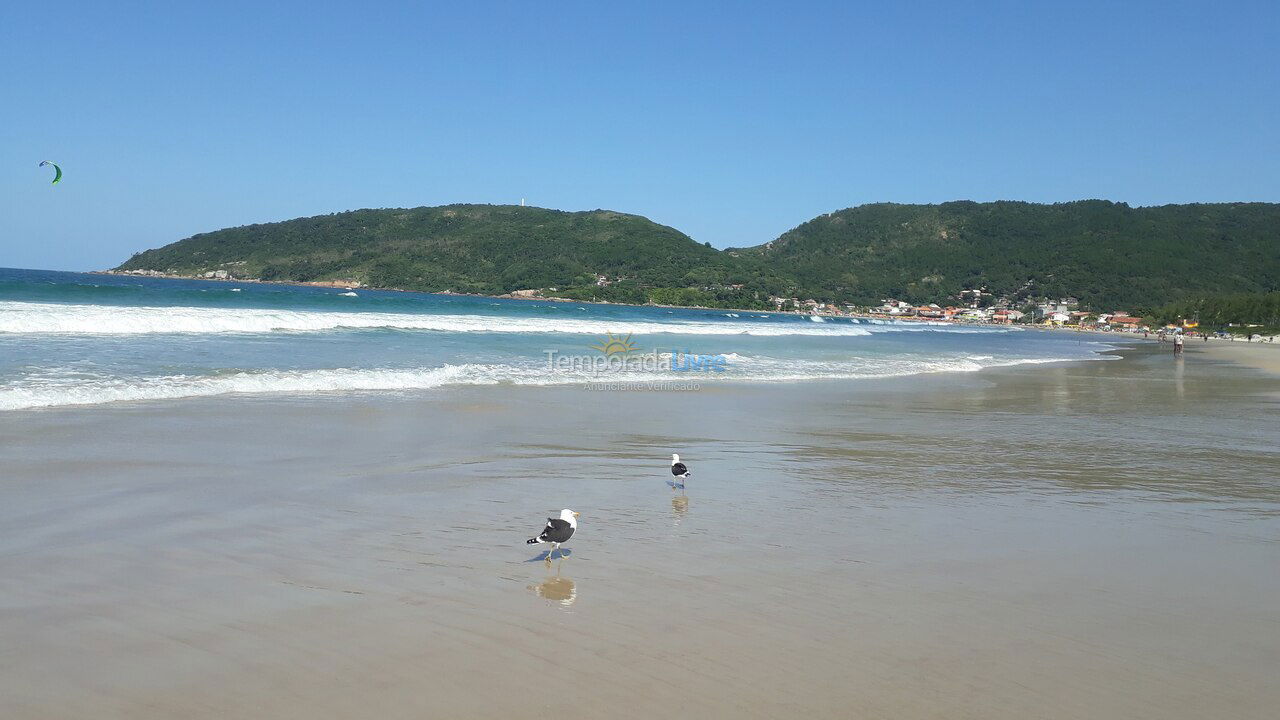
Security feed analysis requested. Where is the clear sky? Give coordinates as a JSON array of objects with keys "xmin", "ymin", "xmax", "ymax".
[{"xmin": 3, "ymin": 0, "xmax": 1278, "ymax": 271}]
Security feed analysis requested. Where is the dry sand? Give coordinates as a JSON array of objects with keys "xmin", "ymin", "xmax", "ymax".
[
  {"xmin": 2, "ymin": 346, "xmax": 1278, "ymax": 719},
  {"xmin": 1194, "ymin": 339, "xmax": 1280, "ymax": 376}
]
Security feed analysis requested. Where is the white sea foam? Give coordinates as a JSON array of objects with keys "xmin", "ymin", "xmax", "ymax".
[
  {"xmin": 0, "ymin": 355, "xmax": 1084, "ymax": 411},
  {"xmin": 0, "ymin": 366, "xmax": 479, "ymax": 411},
  {"xmin": 0, "ymin": 301, "xmax": 986, "ymax": 337}
]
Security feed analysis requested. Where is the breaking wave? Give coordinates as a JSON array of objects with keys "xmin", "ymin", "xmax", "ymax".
[
  {"xmin": 0, "ymin": 301, "xmax": 972, "ymax": 337},
  {"xmin": 0, "ymin": 355, "xmax": 1081, "ymax": 411}
]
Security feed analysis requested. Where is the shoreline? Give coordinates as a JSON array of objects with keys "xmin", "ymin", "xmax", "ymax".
[
  {"xmin": 91, "ymin": 269, "xmax": 881, "ymax": 318},
  {"xmin": 90, "ymin": 269, "xmax": 1149, "ymax": 334}
]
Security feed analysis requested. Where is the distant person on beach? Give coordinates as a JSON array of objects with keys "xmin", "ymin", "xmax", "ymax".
[{"xmin": 1174, "ymin": 334, "xmax": 1184, "ymax": 354}]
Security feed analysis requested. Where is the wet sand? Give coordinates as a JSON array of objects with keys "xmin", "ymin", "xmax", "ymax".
[{"xmin": 2, "ymin": 346, "xmax": 1278, "ymax": 719}]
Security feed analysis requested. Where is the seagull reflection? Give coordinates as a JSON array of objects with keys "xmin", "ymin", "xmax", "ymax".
[
  {"xmin": 671, "ymin": 494, "xmax": 689, "ymax": 525},
  {"xmin": 529, "ymin": 566, "xmax": 577, "ymax": 608}
]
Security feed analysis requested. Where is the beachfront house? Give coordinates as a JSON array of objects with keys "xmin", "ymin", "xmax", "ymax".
[
  {"xmin": 1110, "ymin": 315, "xmax": 1143, "ymax": 330},
  {"xmin": 991, "ymin": 309, "xmax": 1024, "ymax": 324},
  {"xmin": 877, "ymin": 299, "xmax": 915, "ymax": 315}
]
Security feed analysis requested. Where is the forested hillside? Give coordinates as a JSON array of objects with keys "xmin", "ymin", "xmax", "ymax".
[
  {"xmin": 116, "ymin": 201, "xmax": 1280, "ymax": 311},
  {"xmin": 740, "ymin": 201, "xmax": 1280, "ymax": 310}
]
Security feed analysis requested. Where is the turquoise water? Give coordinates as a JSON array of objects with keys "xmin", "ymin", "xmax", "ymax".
[{"xmin": 0, "ymin": 268, "xmax": 1118, "ymax": 410}]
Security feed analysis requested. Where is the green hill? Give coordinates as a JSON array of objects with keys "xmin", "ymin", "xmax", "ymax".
[
  {"xmin": 116, "ymin": 204, "xmax": 757, "ymax": 305},
  {"xmin": 115, "ymin": 200, "xmax": 1280, "ymax": 311},
  {"xmin": 738, "ymin": 200, "xmax": 1280, "ymax": 311}
]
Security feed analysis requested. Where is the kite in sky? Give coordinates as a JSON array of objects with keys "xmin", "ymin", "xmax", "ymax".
[{"xmin": 39, "ymin": 160, "xmax": 62, "ymax": 185}]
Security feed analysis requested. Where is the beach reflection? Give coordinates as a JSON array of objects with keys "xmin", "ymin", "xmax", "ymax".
[
  {"xmin": 529, "ymin": 568, "xmax": 577, "ymax": 608},
  {"xmin": 763, "ymin": 348, "xmax": 1280, "ymax": 510}
]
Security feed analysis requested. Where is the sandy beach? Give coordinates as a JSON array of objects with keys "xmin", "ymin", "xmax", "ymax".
[
  {"xmin": 2, "ymin": 345, "xmax": 1278, "ymax": 719},
  {"xmin": 1195, "ymin": 339, "xmax": 1280, "ymax": 376}
]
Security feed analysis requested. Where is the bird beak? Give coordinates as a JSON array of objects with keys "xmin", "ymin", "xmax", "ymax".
[{"xmin": 573, "ymin": 512, "xmax": 581, "ymax": 518}]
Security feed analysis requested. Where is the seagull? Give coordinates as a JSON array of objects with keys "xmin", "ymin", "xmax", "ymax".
[
  {"xmin": 527, "ymin": 509, "xmax": 579, "ymax": 561},
  {"xmin": 671, "ymin": 454, "xmax": 691, "ymax": 478}
]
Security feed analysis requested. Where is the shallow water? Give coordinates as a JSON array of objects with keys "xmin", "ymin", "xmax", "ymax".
[{"xmin": 1, "ymin": 345, "xmax": 1276, "ymax": 719}]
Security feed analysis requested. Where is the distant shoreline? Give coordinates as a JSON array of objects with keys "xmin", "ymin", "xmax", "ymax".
[
  {"xmin": 92, "ymin": 270, "xmax": 1135, "ymax": 333},
  {"xmin": 91, "ymin": 270, "xmax": 922, "ymax": 321}
]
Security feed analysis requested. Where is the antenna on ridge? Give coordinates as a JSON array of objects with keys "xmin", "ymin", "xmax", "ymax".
[{"xmin": 520, "ymin": 198, "xmax": 526, "ymax": 207}]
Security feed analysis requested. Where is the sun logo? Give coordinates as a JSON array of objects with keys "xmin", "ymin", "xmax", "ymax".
[{"xmin": 590, "ymin": 332, "xmax": 639, "ymax": 357}]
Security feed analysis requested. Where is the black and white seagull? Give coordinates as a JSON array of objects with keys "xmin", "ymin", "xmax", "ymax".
[
  {"xmin": 670, "ymin": 453, "xmax": 691, "ymax": 488},
  {"xmin": 527, "ymin": 508, "xmax": 579, "ymax": 561},
  {"xmin": 671, "ymin": 453, "xmax": 691, "ymax": 478}
]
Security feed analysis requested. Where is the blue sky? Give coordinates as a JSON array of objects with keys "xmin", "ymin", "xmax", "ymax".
[{"xmin": 3, "ymin": 0, "xmax": 1278, "ymax": 271}]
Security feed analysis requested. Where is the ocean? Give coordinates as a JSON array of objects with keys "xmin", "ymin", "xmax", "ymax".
[{"xmin": 0, "ymin": 267, "xmax": 1119, "ymax": 411}]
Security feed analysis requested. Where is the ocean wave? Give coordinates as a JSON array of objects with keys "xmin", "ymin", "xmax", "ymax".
[
  {"xmin": 0, "ymin": 301, "xmax": 889, "ymax": 337},
  {"xmin": 0, "ymin": 301, "xmax": 1023, "ymax": 338},
  {"xmin": 0, "ymin": 355, "xmax": 1084, "ymax": 410},
  {"xmin": 0, "ymin": 366, "xmax": 478, "ymax": 410}
]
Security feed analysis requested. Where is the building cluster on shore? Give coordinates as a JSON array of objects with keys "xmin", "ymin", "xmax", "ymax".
[{"xmin": 768, "ymin": 293, "xmax": 1160, "ymax": 333}]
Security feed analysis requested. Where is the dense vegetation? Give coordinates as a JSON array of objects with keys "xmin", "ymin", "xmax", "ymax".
[
  {"xmin": 115, "ymin": 201, "xmax": 1280, "ymax": 311},
  {"xmin": 117, "ymin": 205, "xmax": 763, "ymax": 308},
  {"xmin": 740, "ymin": 201, "xmax": 1280, "ymax": 310},
  {"xmin": 1146, "ymin": 291, "xmax": 1280, "ymax": 333}
]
